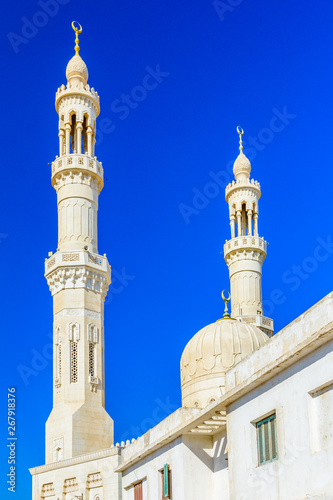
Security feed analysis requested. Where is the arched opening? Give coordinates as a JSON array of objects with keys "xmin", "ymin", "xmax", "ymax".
[
  {"xmin": 253, "ymin": 202, "xmax": 258, "ymax": 236},
  {"xmin": 82, "ymin": 114, "xmax": 88, "ymax": 153},
  {"xmin": 70, "ymin": 341, "xmax": 78, "ymax": 383},
  {"xmin": 89, "ymin": 341, "xmax": 95, "ymax": 377},
  {"xmin": 70, "ymin": 113, "xmax": 76, "ymax": 153},
  {"xmin": 230, "ymin": 204, "xmax": 236, "ymax": 238},
  {"xmin": 58, "ymin": 115, "xmax": 65, "ymax": 156},
  {"xmin": 241, "ymin": 203, "xmax": 247, "ymax": 236}
]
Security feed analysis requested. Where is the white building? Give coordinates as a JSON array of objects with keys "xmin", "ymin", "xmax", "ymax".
[{"xmin": 30, "ymin": 25, "xmax": 333, "ymax": 500}]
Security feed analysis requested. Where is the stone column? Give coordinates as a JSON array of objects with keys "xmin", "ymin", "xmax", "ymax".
[
  {"xmin": 65, "ymin": 124, "xmax": 71, "ymax": 155},
  {"xmin": 253, "ymin": 213, "xmax": 258, "ymax": 236},
  {"xmin": 236, "ymin": 211, "xmax": 242, "ymax": 237},
  {"xmin": 76, "ymin": 121, "xmax": 83, "ymax": 154},
  {"xmin": 59, "ymin": 129, "xmax": 65, "ymax": 156},
  {"xmin": 230, "ymin": 214, "xmax": 236, "ymax": 238},
  {"xmin": 247, "ymin": 210, "xmax": 253, "ymax": 236},
  {"xmin": 87, "ymin": 126, "xmax": 93, "ymax": 156}
]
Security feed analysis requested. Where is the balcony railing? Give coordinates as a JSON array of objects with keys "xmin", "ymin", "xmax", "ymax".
[
  {"xmin": 224, "ymin": 235, "xmax": 267, "ymax": 257},
  {"xmin": 45, "ymin": 250, "xmax": 111, "ymax": 280},
  {"xmin": 225, "ymin": 177, "xmax": 261, "ymax": 197},
  {"xmin": 51, "ymin": 154, "xmax": 103, "ymax": 181}
]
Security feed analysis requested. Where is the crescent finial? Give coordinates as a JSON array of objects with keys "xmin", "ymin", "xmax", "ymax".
[
  {"xmin": 221, "ymin": 290, "xmax": 231, "ymax": 319},
  {"xmin": 72, "ymin": 21, "xmax": 82, "ymax": 55},
  {"xmin": 237, "ymin": 126, "xmax": 244, "ymax": 153}
]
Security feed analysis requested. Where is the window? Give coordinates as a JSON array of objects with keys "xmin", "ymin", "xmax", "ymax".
[
  {"xmin": 55, "ymin": 327, "xmax": 62, "ymax": 387},
  {"xmin": 161, "ymin": 464, "xmax": 171, "ymax": 499},
  {"xmin": 58, "ymin": 344, "xmax": 62, "ymax": 377},
  {"xmin": 89, "ymin": 341, "xmax": 95, "ymax": 377},
  {"xmin": 71, "ymin": 341, "xmax": 78, "ymax": 383},
  {"xmin": 68, "ymin": 323, "xmax": 79, "ymax": 384},
  {"xmin": 134, "ymin": 481, "xmax": 142, "ymax": 500},
  {"xmin": 256, "ymin": 414, "xmax": 277, "ymax": 465}
]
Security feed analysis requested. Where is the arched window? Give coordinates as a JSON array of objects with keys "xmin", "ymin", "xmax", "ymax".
[
  {"xmin": 68, "ymin": 323, "xmax": 80, "ymax": 384},
  {"xmin": 70, "ymin": 113, "xmax": 76, "ymax": 153},
  {"xmin": 89, "ymin": 341, "xmax": 95, "ymax": 377},
  {"xmin": 82, "ymin": 114, "xmax": 88, "ymax": 153},
  {"xmin": 241, "ymin": 202, "xmax": 247, "ymax": 236},
  {"xmin": 58, "ymin": 344, "xmax": 62, "ymax": 378},
  {"xmin": 88, "ymin": 324, "xmax": 99, "ymax": 391},
  {"xmin": 55, "ymin": 327, "xmax": 62, "ymax": 388}
]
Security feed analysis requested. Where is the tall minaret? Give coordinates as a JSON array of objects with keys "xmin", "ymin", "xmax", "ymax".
[
  {"xmin": 44, "ymin": 23, "xmax": 113, "ymax": 464},
  {"xmin": 224, "ymin": 127, "xmax": 274, "ymax": 336}
]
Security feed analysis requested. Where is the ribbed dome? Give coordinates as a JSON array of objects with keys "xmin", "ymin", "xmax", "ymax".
[
  {"xmin": 233, "ymin": 152, "xmax": 251, "ymax": 181},
  {"xmin": 66, "ymin": 54, "xmax": 88, "ymax": 85},
  {"xmin": 181, "ymin": 318, "xmax": 269, "ymax": 408}
]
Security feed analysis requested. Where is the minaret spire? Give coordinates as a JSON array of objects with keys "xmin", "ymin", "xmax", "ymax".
[
  {"xmin": 44, "ymin": 23, "xmax": 113, "ymax": 464},
  {"xmin": 237, "ymin": 125, "xmax": 244, "ymax": 153},
  {"xmin": 72, "ymin": 21, "xmax": 82, "ymax": 55},
  {"xmin": 223, "ymin": 128, "xmax": 273, "ymax": 336}
]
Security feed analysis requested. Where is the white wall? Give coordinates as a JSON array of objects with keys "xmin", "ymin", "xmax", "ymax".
[
  {"xmin": 212, "ymin": 431, "xmax": 229, "ymax": 500},
  {"xmin": 122, "ymin": 433, "xmax": 230, "ymax": 500},
  {"xmin": 31, "ymin": 450, "xmax": 122, "ymax": 500},
  {"xmin": 226, "ymin": 341, "xmax": 333, "ymax": 499},
  {"xmin": 122, "ymin": 437, "xmax": 184, "ymax": 500}
]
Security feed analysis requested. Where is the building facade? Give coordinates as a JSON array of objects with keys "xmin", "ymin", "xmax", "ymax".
[{"xmin": 30, "ymin": 25, "xmax": 333, "ymax": 500}]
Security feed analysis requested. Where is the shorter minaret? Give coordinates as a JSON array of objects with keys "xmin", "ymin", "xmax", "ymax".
[{"xmin": 224, "ymin": 127, "xmax": 273, "ymax": 336}]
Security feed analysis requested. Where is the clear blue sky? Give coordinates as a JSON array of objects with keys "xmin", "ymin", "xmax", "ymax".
[{"xmin": 2, "ymin": 0, "xmax": 333, "ymax": 497}]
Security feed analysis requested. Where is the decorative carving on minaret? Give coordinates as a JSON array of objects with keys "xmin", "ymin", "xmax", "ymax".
[{"xmin": 223, "ymin": 128, "xmax": 274, "ymax": 336}]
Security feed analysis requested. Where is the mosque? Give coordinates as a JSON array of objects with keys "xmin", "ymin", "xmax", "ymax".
[{"xmin": 30, "ymin": 23, "xmax": 333, "ymax": 499}]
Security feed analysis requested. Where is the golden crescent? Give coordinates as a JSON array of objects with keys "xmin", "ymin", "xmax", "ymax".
[
  {"xmin": 221, "ymin": 290, "xmax": 231, "ymax": 302},
  {"xmin": 237, "ymin": 126, "xmax": 244, "ymax": 136},
  {"xmin": 72, "ymin": 21, "xmax": 82, "ymax": 34}
]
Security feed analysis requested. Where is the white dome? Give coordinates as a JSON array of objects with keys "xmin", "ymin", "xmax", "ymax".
[
  {"xmin": 180, "ymin": 318, "xmax": 269, "ymax": 408},
  {"xmin": 66, "ymin": 54, "xmax": 88, "ymax": 85},
  {"xmin": 233, "ymin": 152, "xmax": 251, "ymax": 181}
]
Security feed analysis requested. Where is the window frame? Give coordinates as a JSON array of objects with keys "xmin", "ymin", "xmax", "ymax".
[
  {"xmin": 256, "ymin": 413, "xmax": 278, "ymax": 466},
  {"xmin": 133, "ymin": 480, "xmax": 143, "ymax": 500},
  {"xmin": 160, "ymin": 464, "xmax": 171, "ymax": 500}
]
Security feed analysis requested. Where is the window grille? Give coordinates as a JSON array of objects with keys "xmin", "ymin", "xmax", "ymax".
[
  {"xmin": 71, "ymin": 341, "xmax": 78, "ymax": 383},
  {"xmin": 89, "ymin": 341, "xmax": 95, "ymax": 377},
  {"xmin": 256, "ymin": 413, "xmax": 278, "ymax": 465},
  {"xmin": 58, "ymin": 344, "xmax": 62, "ymax": 378}
]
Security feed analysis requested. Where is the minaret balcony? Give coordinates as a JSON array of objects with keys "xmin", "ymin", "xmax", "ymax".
[
  {"xmin": 51, "ymin": 154, "xmax": 103, "ymax": 183},
  {"xmin": 224, "ymin": 235, "xmax": 267, "ymax": 259},
  {"xmin": 45, "ymin": 250, "xmax": 111, "ymax": 282},
  {"xmin": 225, "ymin": 178, "xmax": 261, "ymax": 200},
  {"xmin": 236, "ymin": 314, "xmax": 274, "ymax": 336},
  {"xmin": 55, "ymin": 83, "xmax": 100, "ymax": 115}
]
